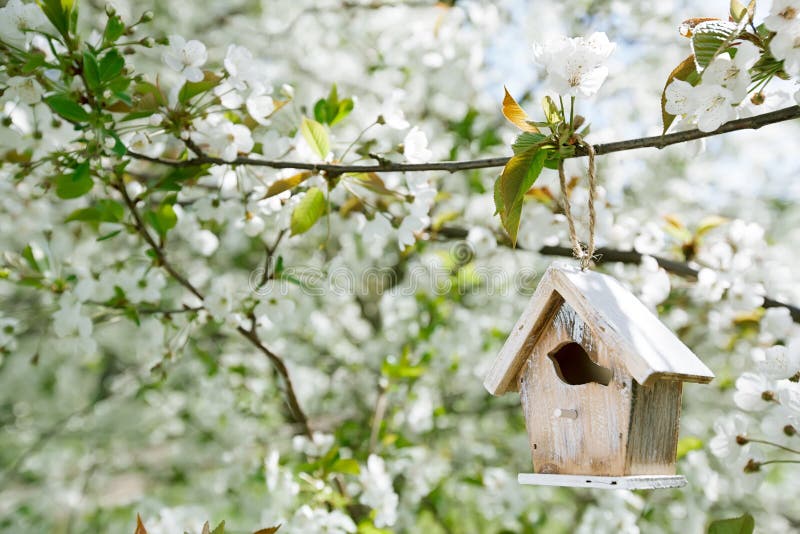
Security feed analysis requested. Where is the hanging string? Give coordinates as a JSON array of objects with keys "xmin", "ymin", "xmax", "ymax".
[{"xmin": 557, "ymin": 140, "xmax": 597, "ymax": 270}]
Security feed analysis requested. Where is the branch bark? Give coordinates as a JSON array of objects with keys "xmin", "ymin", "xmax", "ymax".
[
  {"xmin": 434, "ymin": 226, "xmax": 800, "ymax": 323},
  {"xmin": 128, "ymin": 106, "xmax": 800, "ymax": 174}
]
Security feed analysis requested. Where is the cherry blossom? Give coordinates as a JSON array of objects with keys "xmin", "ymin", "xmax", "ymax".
[
  {"xmin": 162, "ymin": 35, "xmax": 208, "ymax": 82},
  {"xmin": 533, "ymin": 32, "xmax": 616, "ymax": 97}
]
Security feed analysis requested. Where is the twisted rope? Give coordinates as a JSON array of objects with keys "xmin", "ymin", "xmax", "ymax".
[{"xmin": 557, "ymin": 140, "xmax": 597, "ymax": 270}]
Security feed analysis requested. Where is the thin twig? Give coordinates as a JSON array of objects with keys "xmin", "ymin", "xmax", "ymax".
[
  {"xmin": 127, "ymin": 106, "xmax": 800, "ymax": 173},
  {"xmin": 746, "ymin": 438, "xmax": 800, "ymax": 455},
  {"xmin": 116, "ymin": 182, "xmax": 313, "ymax": 438}
]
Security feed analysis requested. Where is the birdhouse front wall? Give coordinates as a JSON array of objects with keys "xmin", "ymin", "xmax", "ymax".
[{"xmin": 518, "ymin": 300, "xmax": 636, "ymax": 476}]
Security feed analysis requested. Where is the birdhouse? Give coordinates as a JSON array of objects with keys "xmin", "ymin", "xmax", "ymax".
[{"xmin": 484, "ymin": 263, "xmax": 714, "ymax": 490}]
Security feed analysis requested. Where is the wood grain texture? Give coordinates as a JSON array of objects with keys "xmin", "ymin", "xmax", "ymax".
[
  {"xmin": 517, "ymin": 473, "xmax": 687, "ymax": 490},
  {"xmin": 625, "ymin": 380, "xmax": 682, "ymax": 475},
  {"xmin": 520, "ymin": 302, "xmax": 634, "ymax": 476},
  {"xmin": 483, "ymin": 271, "xmax": 562, "ymax": 395},
  {"xmin": 485, "ymin": 263, "xmax": 714, "ymax": 395}
]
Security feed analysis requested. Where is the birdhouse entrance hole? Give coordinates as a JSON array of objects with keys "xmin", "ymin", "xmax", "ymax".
[{"xmin": 547, "ymin": 342, "xmax": 612, "ymax": 386}]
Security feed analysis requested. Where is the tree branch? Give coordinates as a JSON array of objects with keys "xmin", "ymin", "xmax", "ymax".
[
  {"xmin": 116, "ymin": 182, "xmax": 313, "ymax": 438},
  {"xmin": 127, "ymin": 106, "xmax": 800, "ymax": 173},
  {"xmin": 434, "ymin": 226, "xmax": 800, "ymax": 323}
]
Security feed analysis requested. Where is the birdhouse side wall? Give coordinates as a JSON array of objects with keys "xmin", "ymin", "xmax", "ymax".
[
  {"xmin": 624, "ymin": 379, "xmax": 682, "ymax": 475},
  {"xmin": 518, "ymin": 301, "xmax": 634, "ymax": 476}
]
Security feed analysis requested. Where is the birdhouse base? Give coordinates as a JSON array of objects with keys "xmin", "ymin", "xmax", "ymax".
[{"xmin": 518, "ymin": 473, "xmax": 687, "ymax": 490}]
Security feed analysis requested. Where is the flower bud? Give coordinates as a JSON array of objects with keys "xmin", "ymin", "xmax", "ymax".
[
  {"xmin": 785, "ymin": 425, "xmax": 797, "ymax": 436},
  {"xmin": 142, "ymin": 37, "xmax": 155, "ymax": 48},
  {"xmin": 105, "ymin": 4, "xmax": 116, "ymax": 17},
  {"xmin": 743, "ymin": 459, "xmax": 761, "ymax": 473},
  {"xmin": 140, "ymin": 10, "xmax": 154, "ymax": 22}
]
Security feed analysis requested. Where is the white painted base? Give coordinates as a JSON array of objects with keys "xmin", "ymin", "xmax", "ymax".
[{"xmin": 518, "ymin": 473, "xmax": 687, "ymax": 490}]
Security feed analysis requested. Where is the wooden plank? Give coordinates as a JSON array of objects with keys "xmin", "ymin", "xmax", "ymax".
[
  {"xmin": 548, "ymin": 263, "xmax": 714, "ymax": 385},
  {"xmin": 483, "ymin": 271, "xmax": 562, "ymax": 395},
  {"xmin": 520, "ymin": 302, "xmax": 633, "ymax": 476},
  {"xmin": 625, "ymin": 380, "xmax": 682, "ymax": 475},
  {"xmin": 518, "ymin": 473, "xmax": 687, "ymax": 490}
]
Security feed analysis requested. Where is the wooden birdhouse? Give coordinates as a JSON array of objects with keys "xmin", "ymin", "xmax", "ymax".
[{"xmin": 484, "ymin": 263, "xmax": 714, "ymax": 490}]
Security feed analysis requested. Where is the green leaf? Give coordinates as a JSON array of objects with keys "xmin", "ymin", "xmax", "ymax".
[
  {"xmin": 54, "ymin": 161, "xmax": 93, "ymax": 199},
  {"xmin": 209, "ymin": 521, "xmax": 225, "ymax": 534},
  {"xmin": 22, "ymin": 244, "xmax": 41, "ymax": 273},
  {"xmin": 661, "ymin": 55, "xmax": 700, "ymax": 133},
  {"xmin": 66, "ymin": 199, "xmax": 125, "ymax": 223},
  {"xmin": 104, "ymin": 14, "xmax": 126, "ymax": 44},
  {"xmin": 264, "ymin": 171, "xmax": 313, "ymax": 198},
  {"xmin": 497, "ymin": 148, "xmax": 548, "ymax": 246},
  {"xmin": 22, "ymin": 53, "xmax": 47, "ymax": 73},
  {"xmin": 145, "ymin": 197, "xmax": 178, "ymax": 238},
  {"xmin": 691, "ymin": 20, "xmax": 739, "ymax": 70},
  {"xmin": 45, "ymin": 94, "xmax": 90, "ymax": 123},
  {"xmin": 313, "ymin": 84, "xmax": 353, "ymax": 126},
  {"xmin": 290, "ymin": 187, "xmax": 326, "ymax": 236},
  {"xmin": 330, "ymin": 98, "xmax": 353, "ymax": 126},
  {"xmin": 82, "ymin": 51, "xmax": 101, "ymax": 91},
  {"xmin": 99, "ymin": 49, "xmax": 125, "ymax": 82},
  {"xmin": 178, "ymin": 72, "xmax": 221, "ymax": 104},
  {"xmin": 708, "ymin": 513, "xmax": 755, "ymax": 534},
  {"xmin": 511, "ymin": 132, "xmax": 547, "ymax": 155},
  {"xmin": 300, "ymin": 117, "xmax": 330, "ymax": 159},
  {"xmin": 37, "ymin": 0, "xmax": 71, "ymax": 40},
  {"xmin": 331, "ymin": 458, "xmax": 361, "ymax": 475}
]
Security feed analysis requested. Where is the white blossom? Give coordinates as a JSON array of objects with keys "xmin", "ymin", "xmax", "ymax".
[
  {"xmin": 694, "ymin": 83, "xmax": 736, "ymax": 132},
  {"xmin": 533, "ymin": 32, "xmax": 616, "ymax": 97},
  {"xmin": 0, "ymin": 0, "xmax": 49, "ymax": 48},
  {"xmin": 702, "ymin": 42, "xmax": 760, "ymax": 101},
  {"xmin": 162, "ymin": 35, "xmax": 208, "ymax": 82},
  {"xmin": 358, "ymin": 455, "xmax": 399, "ymax": 528},
  {"xmin": 764, "ymin": 0, "xmax": 800, "ymax": 32},
  {"xmin": 733, "ymin": 372, "xmax": 775, "ymax": 411},
  {"xmin": 709, "ymin": 413, "xmax": 750, "ymax": 461},
  {"xmin": 770, "ymin": 24, "xmax": 800, "ymax": 76},
  {"xmin": 5, "ymin": 76, "xmax": 43, "ymax": 104},
  {"xmin": 403, "ymin": 126, "xmax": 432, "ymax": 163}
]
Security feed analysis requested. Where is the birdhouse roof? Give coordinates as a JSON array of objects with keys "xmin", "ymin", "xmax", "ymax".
[{"xmin": 484, "ymin": 262, "xmax": 714, "ymax": 395}]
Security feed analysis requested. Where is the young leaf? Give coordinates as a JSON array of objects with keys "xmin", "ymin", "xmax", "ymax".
[
  {"xmin": 38, "ymin": 0, "xmax": 71, "ymax": 40},
  {"xmin": 331, "ymin": 458, "xmax": 361, "ymax": 475},
  {"xmin": 691, "ymin": 20, "xmax": 739, "ymax": 69},
  {"xmin": 502, "ymin": 87, "xmax": 539, "ymax": 133},
  {"xmin": 178, "ymin": 72, "xmax": 221, "ymax": 104},
  {"xmin": 541, "ymin": 96, "xmax": 562, "ymax": 125},
  {"xmin": 55, "ymin": 161, "xmax": 93, "ymax": 199},
  {"xmin": 264, "ymin": 171, "xmax": 313, "ymax": 198},
  {"xmin": 300, "ymin": 117, "xmax": 330, "ymax": 160},
  {"xmin": 45, "ymin": 94, "xmax": 91, "ymax": 123},
  {"xmin": 253, "ymin": 526, "xmax": 282, "ymax": 534},
  {"xmin": 104, "ymin": 14, "xmax": 126, "ymax": 44},
  {"xmin": 82, "ymin": 51, "xmax": 101, "ymax": 90},
  {"xmin": 145, "ymin": 198, "xmax": 178, "ymax": 238},
  {"xmin": 66, "ymin": 199, "xmax": 125, "ymax": 223},
  {"xmin": 511, "ymin": 132, "xmax": 547, "ymax": 155},
  {"xmin": 99, "ymin": 49, "xmax": 125, "ymax": 82},
  {"xmin": 708, "ymin": 513, "xmax": 755, "ymax": 534},
  {"xmin": 730, "ymin": 0, "xmax": 756, "ymax": 23},
  {"xmin": 210, "ymin": 521, "xmax": 225, "ymax": 534},
  {"xmin": 290, "ymin": 187, "xmax": 326, "ymax": 235},
  {"xmin": 660, "ymin": 55, "xmax": 700, "ymax": 133}
]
